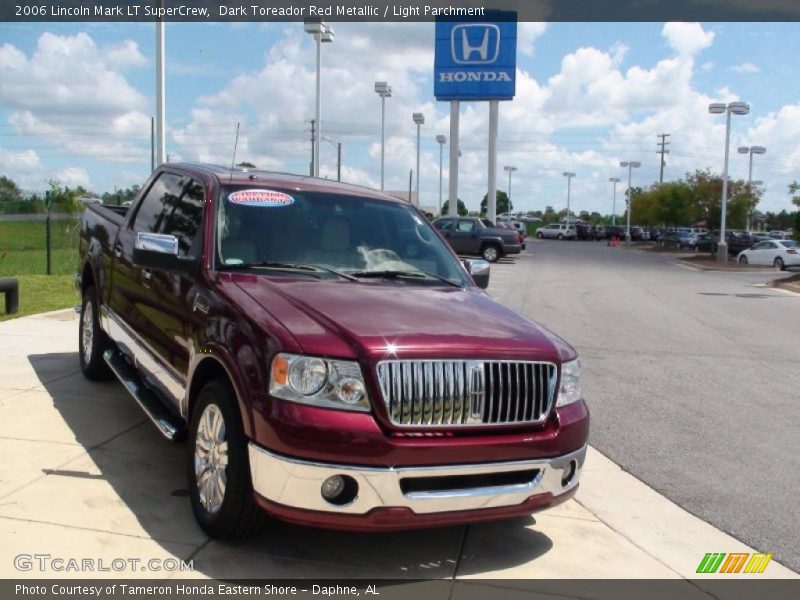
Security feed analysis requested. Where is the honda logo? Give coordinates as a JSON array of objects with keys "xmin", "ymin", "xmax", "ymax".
[{"xmin": 451, "ymin": 24, "xmax": 500, "ymax": 65}]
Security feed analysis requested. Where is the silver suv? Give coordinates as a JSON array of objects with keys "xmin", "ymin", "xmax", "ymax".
[{"xmin": 537, "ymin": 223, "xmax": 577, "ymax": 240}]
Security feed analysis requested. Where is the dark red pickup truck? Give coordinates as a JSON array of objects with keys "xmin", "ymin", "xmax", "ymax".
[{"xmin": 76, "ymin": 163, "xmax": 588, "ymax": 538}]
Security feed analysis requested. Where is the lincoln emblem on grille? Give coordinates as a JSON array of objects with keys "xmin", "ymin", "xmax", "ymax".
[{"xmin": 466, "ymin": 361, "xmax": 485, "ymax": 418}]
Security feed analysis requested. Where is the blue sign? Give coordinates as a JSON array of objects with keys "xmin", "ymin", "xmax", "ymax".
[{"xmin": 434, "ymin": 13, "xmax": 517, "ymax": 101}]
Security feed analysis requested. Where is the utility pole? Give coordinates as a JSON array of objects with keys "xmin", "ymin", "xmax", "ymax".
[
  {"xmin": 336, "ymin": 142, "xmax": 341, "ymax": 182},
  {"xmin": 657, "ymin": 133, "xmax": 670, "ymax": 183},
  {"xmin": 309, "ymin": 119, "xmax": 316, "ymax": 177}
]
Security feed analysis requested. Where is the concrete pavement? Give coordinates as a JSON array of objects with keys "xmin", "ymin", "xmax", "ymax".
[{"xmin": 0, "ymin": 264, "xmax": 796, "ymax": 582}]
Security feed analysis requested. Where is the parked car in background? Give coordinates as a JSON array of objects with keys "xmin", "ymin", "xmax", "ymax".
[
  {"xmin": 575, "ymin": 223, "xmax": 594, "ymax": 241},
  {"xmin": 697, "ymin": 231, "xmax": 756, "ymax": 255},
  {"xmin": 593, "ymin": 225, "xmax": 606, "ymax": 240},
  {"xmin": 495, "ymin": 221, "xmax": 526, "ymax": 250},
  {"xmin": 738, "ymin": 239, "xmax": 800, "ymax": 270},
  {"xmin": 629, "ymin": 227, "xmax": 646, "ymax": 241},
  {"xmin": 510, "ymin": 220, "xmax": 528, "ymax": 238},
  {"xmin": 434, "ymin": 216, "xmax": 521, "ymax": 262},
  {"xmin": 537, "ymin": 223, "xmax": 577, "ymax": 240},
  {"xmin": 605, "ymin": 225, "xmax": 626, "ymax": 240},
  {"xmin": 694, "ymin": 233, "xmax": 713, "ymax": 252},
  {"xmin": 659, "ymin": 231, "xmax": 697, "ymax": 249},
  {"xmin": 749, "ymin": 232, "xmax": 774, "ymax": 243}
]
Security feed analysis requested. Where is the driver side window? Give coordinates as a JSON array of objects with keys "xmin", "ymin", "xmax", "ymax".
[{"xmin": 456, "ymin": 220, "xmax": 475, "ymax": 233}]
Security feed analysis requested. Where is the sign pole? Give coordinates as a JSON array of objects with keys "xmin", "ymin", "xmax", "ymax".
[
  {"xmin": 487, "ymin": 100, "xmax": 499, "ymax": 222},
  {"xmin": 447, "ymin": 101, "xmax": 460, "ymax": 216}
]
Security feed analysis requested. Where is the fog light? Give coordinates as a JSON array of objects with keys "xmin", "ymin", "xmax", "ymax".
[
  {"xmin": 321, "ymin": 475, "xmax": 345, "ymax": 501},
  {"xmin": 561, "ymin": 460, "xmax": 578, "ymax": 488}
]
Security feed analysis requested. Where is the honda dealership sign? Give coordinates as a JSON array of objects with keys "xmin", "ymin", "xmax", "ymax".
[{"xmin": 434, "ymin": 14, "xmax": 517, "ymax": 101}]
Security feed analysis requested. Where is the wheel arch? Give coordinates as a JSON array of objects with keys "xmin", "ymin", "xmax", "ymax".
[{"xmin": 187, "ymin": 354, "xmax": 253, "ymax": 439}]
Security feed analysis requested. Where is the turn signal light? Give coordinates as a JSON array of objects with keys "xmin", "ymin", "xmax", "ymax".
[{"xmin": 272, "ymin": 354, "xmax": 289, "ymax": 385}]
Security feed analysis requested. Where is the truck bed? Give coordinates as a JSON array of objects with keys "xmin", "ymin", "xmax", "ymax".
[{"xmin": 85, "ymin": 203, "xmax": 128, "ymax": 227}]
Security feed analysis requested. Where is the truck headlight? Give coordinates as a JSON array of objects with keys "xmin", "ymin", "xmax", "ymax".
[
  {"xmin": 270, "ymin": 353, "xmax": 370, "ymax": 412},
  {"xmin": 556, "ymin": 358, "xmax": 583, "ymax": 407}
]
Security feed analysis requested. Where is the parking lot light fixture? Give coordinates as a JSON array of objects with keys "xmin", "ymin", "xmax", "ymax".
[
  {"xmin": 436, "ymin": 135, "xmax": 446, "ymax": 216},
  {"xmin": 504, "ymin": 166, "xmax": 517, "ymax": 208},
  {"xmin": 304, "ymin": 20, "xmax": 334, "ymax": 178},
  {"xmin": 709, "ymin": 101, "xmax": 750, "ymax": 260},
  {"xmin": 375, "ymin": 82, "xmax": 392, "ymax": 190},
  {"xmin": 738, "ymin": 146, "xmax": 765, "ymax": 231},
  {"xmin": 412, "ymin": 113, "xmax": 425, "ymax": 206},
  {"xmin": 609, "ymin": 177, "xmax": 621, "ymax": 226},
  {"xmin": 563, "ymin": 172, "xmax": 576, "ymax": 224},
  {"xmin": 619, "ymin": 161, "xmax": 641, "ymax": 245}
]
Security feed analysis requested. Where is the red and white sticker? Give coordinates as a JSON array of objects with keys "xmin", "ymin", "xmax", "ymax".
[{"xmin": 227, "ymin": 189, "xmax": 295, "ymax": 207}]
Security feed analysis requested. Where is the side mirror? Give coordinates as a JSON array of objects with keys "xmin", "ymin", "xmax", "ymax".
[
  {"xmin": 132, "ymin": 232, "xmax": 199, "ymax": 275},
  {"xmin": 463, "ymin": 259, "xmax": 490, "ymax": 289}
]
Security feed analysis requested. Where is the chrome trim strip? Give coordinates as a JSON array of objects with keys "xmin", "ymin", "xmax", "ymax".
[
  {"xmin": 249, "ymin": 444, "xmax": 586, "ymax": 515},
  {"xmin": 376, "ymin": 359, "xmax": 558, "ymax": 428},
  {"xmin": 101, "ymin": 304, "xmax": 186, "ymax": 417}
]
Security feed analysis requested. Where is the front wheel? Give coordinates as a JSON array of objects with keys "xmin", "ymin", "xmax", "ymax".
[
  {"xmin": 774, "ymin": 257, "xmax": 785, "ymax": 271},
  {"xmin": 536, "ymin": 232, "xmax": 543, "ymax": 239},
  {"xmin": 79, "ymin": 286, "xmax": 111, "ymax": 380},
  {"xmin": 481, "ymin": 244, "xmax": 500, "ymax": 263},
  {"xmin": 557, "ymin": 234, "xmax": 564, "ymax": 240},
  {"xmin": 189, "ymin": 380, "xmax": 266, "ymax": 539},
  {"xmin": 739, "ymin": 255, "xmax": 748, "ymax": 265}
]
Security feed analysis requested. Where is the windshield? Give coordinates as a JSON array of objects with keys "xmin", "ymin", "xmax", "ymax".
[{"xmin": 215, "ymin": 186, "xmax": 471, "ymax": 286}]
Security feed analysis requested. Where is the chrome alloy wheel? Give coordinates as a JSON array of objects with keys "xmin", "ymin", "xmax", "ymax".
[
  {"xmin": 81, "ymin": 299, "xmax": 94, "ymax": 365},
  {"xmin": 194, "ymin": 404, "xmax": 228, "ymax": 514}
]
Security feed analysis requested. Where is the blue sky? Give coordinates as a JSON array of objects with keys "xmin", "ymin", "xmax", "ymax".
[{"xmin": 1, "ymin": 21, "xmax": 799, "ymax": 216}]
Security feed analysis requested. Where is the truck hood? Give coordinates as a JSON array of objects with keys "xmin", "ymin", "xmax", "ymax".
[{"xmin": 232, "ymin": 275, "xmax": 574, "ymax": 362}]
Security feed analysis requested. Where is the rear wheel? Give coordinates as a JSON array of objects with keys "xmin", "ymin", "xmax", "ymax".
[
  {"xmin": 189, "ymin": 379, "xmax": 266, "ymax": 539},
  {"xmin": 481, "ymin": 244, "xmax": 500, "ymax": 263},
  {"xmin": 79, "ymin": 286, "xmax": 111, "ymax": 380},
  {"xmin": 739, "ymin": 255, "xmax": 748, "ymax": 265},
  {"xmin": 774, "ymin": 257, "xmax": 785, "ymax": 271},
  {"xmin": 557, "ymin": 234, "xmax": 564, "ymax": 240},
  {"xmin": 536, "ymin": 232, "xmax": 543, "ymax": 239}
]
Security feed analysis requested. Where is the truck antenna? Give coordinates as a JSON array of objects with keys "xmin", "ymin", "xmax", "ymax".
[{"xmin": 229, "ymin": 122, "xmax": 240, "ymax": 185}]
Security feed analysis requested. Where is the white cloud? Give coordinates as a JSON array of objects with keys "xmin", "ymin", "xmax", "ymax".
[
  {"xmin": 55, "ymin": 166, "xmax": 90, "ymax": 188},
  {"xmin": 662, "ymin": 22, "xmax": 715, "ymax": 56},
  {"xmin": 731, "ymin": 62, "xmax": 760, "ymax": 73}
]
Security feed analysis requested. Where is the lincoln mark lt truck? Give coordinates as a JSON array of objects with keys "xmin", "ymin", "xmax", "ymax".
[{"xmin": 76, "ymin": 164, "xmax": 589, "ymax": 538}]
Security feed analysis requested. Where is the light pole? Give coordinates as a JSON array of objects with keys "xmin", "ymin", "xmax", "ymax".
[
  {"xmin": 374, "ymin": 82, "xmax": 391, "ymax": 191},
  {"xmin": 504, "ymin": 166, "xmax": 517, "ymax": 212},
  {"xmin": 436, "ymin": 134, "xmax": 446, "ymax": 216},
  {"xmin": 609, "ymin": 177, "xmax": 621, "ymax": 226},
  {"xmin": 304, "ymin": 20, "xmax": 334, "ymax": 178},
  {"xmin": 322, "ymin": 137, "xmax": 342, "ymax": 182},
  {"xmin": 738, "ymin": 145, "xmax": 766, "ymax": 232},
  {"xmin": 620, "ymin": 161, "xmax": 641, "ymax": 245},
  {"xmin": 710, "ymin": 101, "xmax": 750, "ymax": 261},
  {"xmin": 563, "ymin": 172, "xmax": 575, "ymax": 224},
  {"xmin": 412, "ymin": 113, "xmax": 424, "ymax": 207}
]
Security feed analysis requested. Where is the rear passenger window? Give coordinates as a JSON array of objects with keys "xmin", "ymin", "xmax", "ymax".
[{"xmin": 131, "ymin": 173, "xmax": 205, "ymax": 257}]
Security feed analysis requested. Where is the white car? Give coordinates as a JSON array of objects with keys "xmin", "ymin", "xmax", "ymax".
[
  {"xmin": 537, "ymin": 223, "xmax": 577, "ymax": 240},
  {"xmin": 737, "ymin": 239, "xmax": 799, "ymax": 270}
]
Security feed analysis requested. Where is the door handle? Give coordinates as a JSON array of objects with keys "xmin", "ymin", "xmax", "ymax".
[
  {"xmin": 113, "ymin": 248, "xmax": 122, "ymax": 258},
  {"xmin": 142, "ymin": 269, "xmax": 152, "ymax": 282}
]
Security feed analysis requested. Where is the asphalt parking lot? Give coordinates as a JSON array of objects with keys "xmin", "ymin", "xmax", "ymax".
[
  {"xmin": 490, "ymin": 239, "xmax": 800, "ymax": 572},
  {"xmin": 0, "ymin": 242, "xmax": 797, "ymax": 584}
]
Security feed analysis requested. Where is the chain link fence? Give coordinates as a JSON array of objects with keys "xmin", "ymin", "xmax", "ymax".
[{"xmin": 0, "ymin": 212, "xmax": 82, "ymax": 278}]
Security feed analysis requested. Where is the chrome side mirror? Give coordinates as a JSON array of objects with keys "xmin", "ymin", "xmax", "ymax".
[
  {"xmin": 134, "ymin": 232, "xmax": 179, "ymax": 255},
  {"xmin": 463, "ymin": 259, "xmax": 490, "ymax": 289}
]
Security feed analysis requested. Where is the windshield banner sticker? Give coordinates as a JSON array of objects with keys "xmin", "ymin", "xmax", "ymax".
[{"xmin": 227, "ymin": 189, "xmax": 295, "ymax": 207}]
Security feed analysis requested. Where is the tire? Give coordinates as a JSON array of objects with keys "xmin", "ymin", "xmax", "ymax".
[
  {"xmin": 557, "ymin": 234, "xmax": 564, "ymax": 240},
  {"xmin": 481, "ymin": 244, "xmax": 500, "ymax": 263},
  {"xmin": 79, "ymin": 286, "xmax": 111, "ymax": 380},
  {"xmin": 774, "ymin": 257, "xmax": 786, "ymax": 271},
  {"xmin": 189, "ymin": 379, "xmax": 266, "ymax": 539},
  {"xmin": 536, "ymin": 232, "xmax": 543, "ymax": 239},
  {"xmin": 739, "ymin": 255, "xmax": 748, "ymax": 265}
]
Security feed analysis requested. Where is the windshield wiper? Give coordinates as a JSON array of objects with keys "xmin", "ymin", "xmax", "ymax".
[
  {"xmin": 348, "ymin": 270, "xmax": 462, "ymax": 288},
  {"xmin": 219, "ymin": 261, "xmax": 358, "ymax": 281}
]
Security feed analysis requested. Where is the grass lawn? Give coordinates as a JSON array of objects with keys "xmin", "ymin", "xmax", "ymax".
[
  {"xmin": 0, "ymin": 274, "xmax": 77, "ymax": 322},
  {"xmin": 0, "ymin": 219, "xmax": 80, "ymax": 321}
]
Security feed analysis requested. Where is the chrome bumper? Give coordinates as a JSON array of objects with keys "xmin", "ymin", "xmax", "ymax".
[{"xmin": 248, "ymin": 444, "xmax": 586, "ymax": 515}]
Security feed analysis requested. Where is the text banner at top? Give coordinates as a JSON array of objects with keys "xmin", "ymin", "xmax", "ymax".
[{"xmin": 4, "ymin": 0, "xmax": 800, "ymax": 22}]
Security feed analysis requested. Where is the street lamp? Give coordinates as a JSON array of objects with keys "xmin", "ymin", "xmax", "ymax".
[
  {"xmin": 620, "ymin": 161, "xmax": 641, "ymax": 245},
  {"xmin": 709, "ymin": 101, "xmax": 750, "ymax": 260},
  {"xmin": 374, "ymin": 82, "xmax": 392, "ymax": 191},
  {"xmin": 609, "ymin": 177, "xmax": 621, "ymax": 226},
  {"xmin": 738, "ymin": 145, "xmax": 765, "ymax": 231},
  {"xmin": 563, "ymin": 172, "xmax": 576, "ymax": 224},
  {"xmin": 504, "ymin": 166, "xmax": 517, "ymax": 211},
  {"xmin": 436, "ymin": 134, "xmax": 446, "ymax": 216},
  {"xmin": 322, "ymin": 137, "xmax": 342, "ymax": 182},
  {"xmin": 304, "ymin": 20, "xmax": 334, "ymax": 178},
  {"xmin": 412, "ymin": 113, "xmax": 425, "ymax": 207}
]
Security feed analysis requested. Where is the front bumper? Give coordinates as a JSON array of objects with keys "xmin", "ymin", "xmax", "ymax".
[
  {"xmin": 249, "ymin": 443, "xmax": 586, "ymax": 529},
  {"xmin": 503, "ymin": 244, "xmax": 522, "ymax": 255}
]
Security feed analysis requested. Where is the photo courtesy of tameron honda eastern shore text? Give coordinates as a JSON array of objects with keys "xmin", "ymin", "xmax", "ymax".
[{"xmin": 76, "ymin": 163, "xmax": 589, "ymax": 537}]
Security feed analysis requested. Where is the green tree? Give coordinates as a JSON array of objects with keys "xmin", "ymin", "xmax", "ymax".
[
  {"xmin": 441, "ymin": 199, "xmax": 468, "ymax": 216},
  {"xmin": 236, "ymin": 161, "xmax": 256, "ymax": 168},
  {"xmin": 480, "ymin": 190, "xmax": 512, "ymax": 216}
]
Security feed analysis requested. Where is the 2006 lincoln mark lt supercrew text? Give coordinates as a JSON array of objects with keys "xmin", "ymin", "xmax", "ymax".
[{"xmin": 76, "ymin": 164, "xmax": 589, "ymax": 538}]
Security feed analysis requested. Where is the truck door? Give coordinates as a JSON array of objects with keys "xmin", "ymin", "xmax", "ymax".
[{"xmin": 453, "ymin": 219, "xmax": 481, "ymax": 253}]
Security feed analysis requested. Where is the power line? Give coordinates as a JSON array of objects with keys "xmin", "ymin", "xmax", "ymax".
[{"xmin": 656, "ymin": 133, "xmax": 670, "ymax": 183}]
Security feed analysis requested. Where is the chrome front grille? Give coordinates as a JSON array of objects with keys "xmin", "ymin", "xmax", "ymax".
[{"xmin": 376, "ymin": 360, "xmax": 557, "ymax": 427}]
